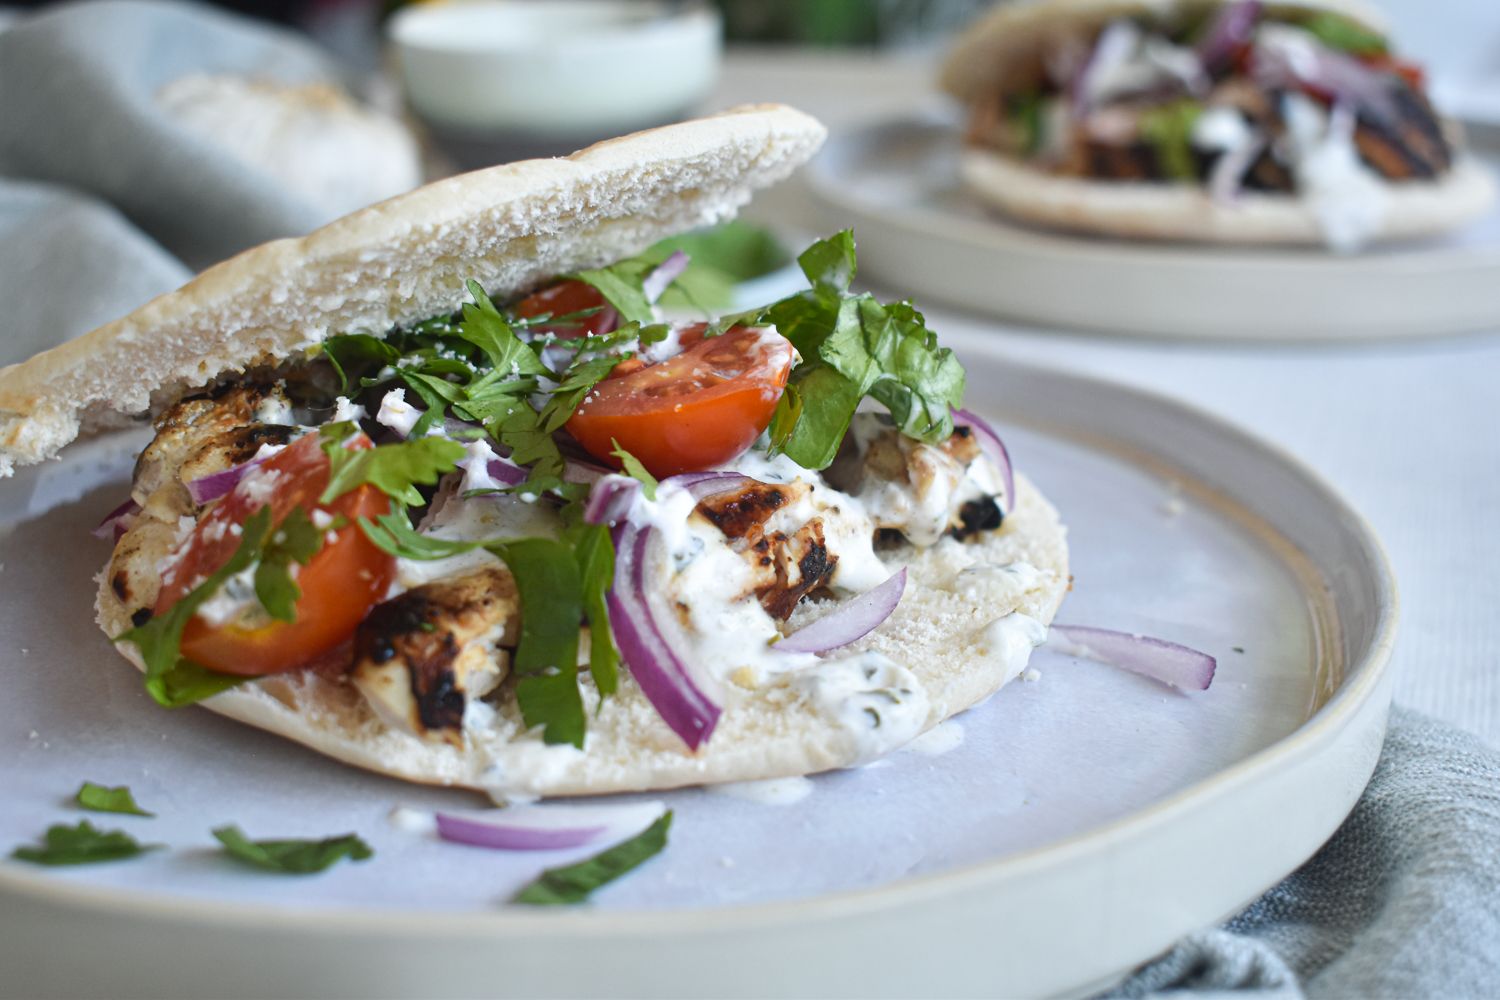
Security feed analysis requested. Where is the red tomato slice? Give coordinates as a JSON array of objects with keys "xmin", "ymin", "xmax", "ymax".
[
  {"xmin": 565, "ymin": 324, "xmax": 794, "ymax": 478},
  {"xmin": 155, "ymin": 432, "xmax": 395, "ymax": 677},
  {"xmin": 513, "ymin": 280, "xmax": 617, "ymax": 338}
]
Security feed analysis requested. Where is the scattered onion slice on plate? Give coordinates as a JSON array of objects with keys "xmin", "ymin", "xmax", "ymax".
[
  {"xmin": 91, "ymin": 498, "xmax": 140, "ymax": 540},
  {"xmin": 1047, "ymin": 624, "xmax": 1216, "ymax": 691},
  {"xmin": 953, "ymin": 408, "xmax": 1015, "ymax": 514},
  {"xmin": 428, "ymin": 801, "xmax": 667, "ymax": 852},
  {"xmin": 775, "ymin": 568, "xmax": 907, "ymax": 655}
]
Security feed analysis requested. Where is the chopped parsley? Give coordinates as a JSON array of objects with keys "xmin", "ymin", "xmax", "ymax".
[
  {"xmin": 213, "ymin": 826, "xmax": 373, "ymax": 874},
  {"xmin": 753, "ymin": 230, "xmax": 966, "ymax": 468},
  {"xmin": 512, "ymin": 811, "xmax": 673, "ymax": 905},
  {"xmin": 1139, "ymin": 100, "xmax": 1204, "ymax": 182},
  {"xmin": 75, "ymin": 782, "xmax": 153, "ymax": 817},
  {"xmin": 11, "ymin": 821, "xmax": 159, "ymax": 866},
  {"xmin": 117, "ymin": 506, "xmax": 277, "ymax": 708},
  {"xmin": 610, "ymin": 441, "xmax": 659, "ymax": 501}
]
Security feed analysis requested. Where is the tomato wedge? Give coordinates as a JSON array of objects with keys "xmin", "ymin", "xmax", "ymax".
[
  {"xmin": 565, "ymin": 324, "xmax": 795, "ymax": 477},
  {"xmin": 155, "ymin": 432, "xmax": 395, "ymax": 677},
  {"xmin": 513, "ymin": 280, "xmax": 617, "ymax": 338}
]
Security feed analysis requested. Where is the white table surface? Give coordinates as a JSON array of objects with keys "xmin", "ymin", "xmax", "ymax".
[{"xmin": 714, "ymin": 51, "xmax": 1500, "ymax": 748}]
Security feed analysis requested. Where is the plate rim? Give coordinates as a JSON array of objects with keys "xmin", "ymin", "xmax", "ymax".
[{"xmin": 0, "ymin": 356, "xmax": 1399, "ymax": 941}]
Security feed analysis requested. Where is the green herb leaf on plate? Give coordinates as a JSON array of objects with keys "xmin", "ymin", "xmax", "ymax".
[
  {"xmin": 212, "ymin": 826, "xmax": 373, "ymax": 874},
  {"xmin": 11, "ymin": 821, "xmax": 159, "ymax": 866},
  {"xmin": 76, "ymin": 782, "xmax": 154, "ymax": 817},
  {"xmin": 512, "ymin": 811, "xmax": 673, "ymax": 906}
]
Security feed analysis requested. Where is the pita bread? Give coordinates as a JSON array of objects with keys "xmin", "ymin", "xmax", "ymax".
[
  {"xmin": 959, "ymin": 146, "xmax": 1497, "ymax": 246},
  {"xmin": 0, "ymin": 104, "xmax": 826, "ymax": 476},
  {"xmin": 97, "ymin": 474, "xmax": 1069, "ymax": 796},
  {"xmin": 941, "ymin": 0, "xmax": 1495, "ymax": 247},
  {"xmin": 27, "ymin": 104, "xmax": 1068, "ymax": 795}
]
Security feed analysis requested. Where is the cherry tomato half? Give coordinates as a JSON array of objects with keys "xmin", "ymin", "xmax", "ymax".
[
  {"xmin": 155, "ymin": 432, "xmax": 395, "ymax": 676},
  {"xmin": 513, "ymin": 280, "xmax": 617, "ymax": 338},
  {"xmin": 565, "ymin": 324, "xmax": 795, "ymax": 478}
]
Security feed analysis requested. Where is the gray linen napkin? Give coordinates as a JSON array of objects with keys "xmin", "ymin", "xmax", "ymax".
[
  {"xmin": 1107, "ymin": 706, "xmax": 1500, "ymax": 999},
  {"xmin": 0, "ymin": 0, "xmax": 354, "ymax": 268}
]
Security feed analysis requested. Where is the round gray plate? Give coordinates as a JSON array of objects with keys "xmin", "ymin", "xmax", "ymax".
[{"xmin": 0, "ymin": 354, "xmax": 1395, "ymax": 998}]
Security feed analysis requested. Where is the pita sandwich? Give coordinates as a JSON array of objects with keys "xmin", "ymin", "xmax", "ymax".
[
  {"xmin": 941, "ymin": 0, "xmax": 1496, "ymax": 250},
  {"xmin": 0, "ymin": 105, "xmax": 1069, "ymax": 798}
]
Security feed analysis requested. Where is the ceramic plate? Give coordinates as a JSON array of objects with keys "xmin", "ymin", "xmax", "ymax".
[
  {"xmin": 802, "ymin": 111, "xmax": 1500, "ymax": 341},
  {"xmin": 0, "ymin": 352, "xmax": 1395, "ymax": 998}
]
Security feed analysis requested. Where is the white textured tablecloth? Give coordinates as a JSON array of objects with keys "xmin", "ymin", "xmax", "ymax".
[{"xmin": 714, "ymin": 52, "xmax": 1500, "ymax": 749}]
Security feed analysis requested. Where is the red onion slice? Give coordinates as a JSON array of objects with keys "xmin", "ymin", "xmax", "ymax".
[
  {"xmin": 775, "ymin": 568, "xmax": 906, "ymax": 655},
  {"xmin": 665, "ymin": 471, "xmax": 753, "ymax": 502},
  {"xmin": 1252, "ymin": 27, "xmax": 1396, "ymax": 123},
  {"xmin": 186, "ymin": 457, "xmax": 267, "ymax": 506},
  {"xmin": 91, "ymin": 498, "xmax": 140, "ymax": 540},
  {"xmin": 485, "ymin": 458, "xmax": 528, "ymax": 487},
  {"xmin": 642, "ymin": 250, "xmax": 690, "ymax": 305},
  {"xmin": 608, "ymin": 522, "xmax": 723, "ymax": 750},
  {"xmin": 1196, "ymin": 0, "xmax": 1261, "ymax": 73},
  {"xmin": 953, "ymin": 408, "xmax": 1015, "ymax": 515},
  {"xmin": 1208, "ymin": 135, "xmax": 1266, "ymax": 202},
  {"xmin": 432, "ymin": 801, "xmax": 666, "ymax": 851},
  {"xmin": 1047, "ymin": 624, "xmax": 1216, "ymax": 691},
  {"xmin": 583, "ymin": 474, "xmax": 641, "ymax": 525}
]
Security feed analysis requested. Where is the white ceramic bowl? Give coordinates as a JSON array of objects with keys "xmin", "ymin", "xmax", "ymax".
[{"xmin": 390, "ymin": 1, "xmax": 721, "ymax": 137}]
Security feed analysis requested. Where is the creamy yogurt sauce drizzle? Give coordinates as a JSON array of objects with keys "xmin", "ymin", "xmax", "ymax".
[
  {"xmin": 709, "ymin": 776, "xmax": 815, "ymax": 805},
  {"xmin": 904, "ymin": 719, "xmax": 966, "ymax": 757}
]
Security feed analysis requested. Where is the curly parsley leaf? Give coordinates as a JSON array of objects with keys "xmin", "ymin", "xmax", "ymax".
[
  {"xmin": 1299, "ymin": 11, "xmax": 1387, "ymax": 55},
  {"xmin": 756, "ymin": 231, "xmax": 965, "ymax": 468},
  {"xmin": 76, "ymin": 782, "xmax": 154, "ymax": 817},
  {"xmin": 460, "ymin": 280, "xmax": 548, "ymax": 377},
  {"xmin": 610, "ymin": 441, "xmax": 659, "ymax": 501},
  {"xmin": 117, "ymin": 506, "xmax": 275, "ymax": 708},
  {"xmin": 798, "ymin": 228, "xmax": 858, "ymax": 296},
  {"xmin": 359, "ymin": 505, "xmax": 483, "ymax": 561},
  {"xmin": 491, "ymin": 538, "xmax": 587, "ymax": 748},
  {"xmin": 213, "ymin": 826, "xmax": 372, "ymax": 874},
  {"xmin": 512, "ymin": 811, "xmax": 673, "ymax": 906},
  {"xmin": 318, "ymin": 426, "xmax": 466, "ymax": 506},
  {"xmin": 571, "ymin": 258, "xmax": 657, "ymax": 325},
  {"xmin": 12, "ymin": 821, "xmax": 159, "ymax": 866},
  {"xmin": 253, "ymin": 506, "xmax": 326, "ymax": 622}
]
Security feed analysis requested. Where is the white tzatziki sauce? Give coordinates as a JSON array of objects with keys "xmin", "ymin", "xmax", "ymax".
[
  {"xmin": 1277, "ymin": 85, "xmax": 1390, "ymax": 252},
  {"xmin": 709, "ymin": 776, "xmax": 815, "ymax": 805},
  {"xmin": 903, "ymin": 719, "xmax": 965, "ymax": 757},
  {"xmin": 796, "ymin": 651, "xmax": 931, "ymax": 764},
  {"xmin": 976, "ymin": 612, "xmax": 1050, "ymax": 688}
]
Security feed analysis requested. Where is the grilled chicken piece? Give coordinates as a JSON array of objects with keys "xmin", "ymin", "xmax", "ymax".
[
  {"xmin": 1355, "ymin": 87, "xmax": 1451, "ymax": 181},
  {"xmin": 176, "ymin": 424, "xmax": 299, "ymax": 496},
  {"xmin": 133, "ymin": 383, "xmax": 293, "ymax": 504},
  {"xmin": 351, "ymin": 567, "xmax": 518, "ymax": 744},
  {"xmin": 694, "ymin": 480, "xmax": 839, "ymax": 621},
  {"xmin": 828, "ymin": 418, "xmax": 999, "ymax": 547},
  {"xmin": 107, "ymin": 496, "xmax": 191, "ymax": 624}
]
